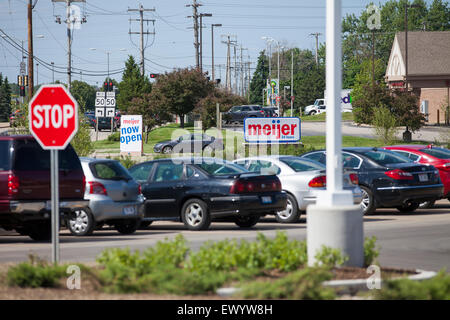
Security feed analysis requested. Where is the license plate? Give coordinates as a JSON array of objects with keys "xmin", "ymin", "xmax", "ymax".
[
  {"xmin": 261, "ymin": 196, "xmax": 272, "ymax": 204},
  {"xmin": 123, "ymin": 206, "xmax": 136, "ymax": 215},
  {"xmin": 418, "ymin": 174, "xmax": 428, "ymax": 182}
]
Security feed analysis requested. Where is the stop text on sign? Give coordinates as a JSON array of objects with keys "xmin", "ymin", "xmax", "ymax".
[
  {"xmin": 244, "ymin": 117, "xmax": 301, "ymax": 143},
  {"xmin": 32, "ymin": 104, "xmax": 75, "ymax": 128}
]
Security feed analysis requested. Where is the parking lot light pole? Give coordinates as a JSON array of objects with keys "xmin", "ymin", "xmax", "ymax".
[{"xmin": 306, "ymin": 0, "xmax": 364, "ymax": 267}]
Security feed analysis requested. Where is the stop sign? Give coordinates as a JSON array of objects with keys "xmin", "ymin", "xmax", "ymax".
[{"xmin": 29, "ymin": 85, "xmax": 78, "ymax": 150}]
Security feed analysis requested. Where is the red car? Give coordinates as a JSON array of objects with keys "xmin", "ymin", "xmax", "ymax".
[{"xmin": 383, "ymin": 145, "xmax": 450, "ymax": 207}]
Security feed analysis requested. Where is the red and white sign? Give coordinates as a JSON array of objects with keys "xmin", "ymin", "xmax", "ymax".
[
  {"xmin": 29, "ymin": 84, "xmax": 78, "ymax": 150},
  {"xmin": 244, "ymin": 117, "xmax": 301, "ymax": 143}
]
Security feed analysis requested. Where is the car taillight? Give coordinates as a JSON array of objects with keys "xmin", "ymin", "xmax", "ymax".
[
  {"xmin": 88, "ymin": 181, "xmax": 107, "ymax": 195},
  {"xmin": 384, "ymin": 169, "xmax": 413, "ymax": 180},
  {"xmin": 8, "ymin": 174, "xmax": 19, "ymax": 196},
  {"xmin": 82, "ymin": 175, "xmax": 86, "ymax": 194},
  {"xmin": 308, "ymin": 176, "xmax": 326, "ymax": 188},
  {"xmin": 138, "ymin": 184, "xmax": 142, "ymax": 195},
  {"xmin": 349, "ymin": 173, "xmax": 359, "ymax": 185},
  {"xmin": 230, "ymin": 179, "xmax": 281, "ymax": 194}
]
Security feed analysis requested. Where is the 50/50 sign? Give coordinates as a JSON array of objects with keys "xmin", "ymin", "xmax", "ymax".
[{"xmin": 95, "ymin": 92, "xmax": 115, "ymax": 107}]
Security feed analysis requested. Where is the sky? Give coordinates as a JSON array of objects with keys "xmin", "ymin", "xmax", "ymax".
[{"xmin": 0, "ymin": 0, "xmax": 433, "ymax": 87}]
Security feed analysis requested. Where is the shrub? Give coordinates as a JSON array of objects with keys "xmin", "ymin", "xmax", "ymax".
[
  {"xmin": 314, "ymin": 246, "xmax": 348, "ymax": 267},
  {"xmin": 113, "ymin": 155, "xmax": 137, "ymax": 169},
  {"xmin": 364, "ymin": 236, "xmax": 380, "ymax": 267},
  {"xmin": 108, "ymin": 132, "xmax": 120, "ymax": 142},
  {"xmin": 373, "ymin": 106, "xmax": 398, "ymax": 144},
  {"xmin": 374, "ymin": 269, "xmax": 450, "ymax": 300},
  {"xmin": 239, "ymin": 267, "xmax": 335, "ymax": 300}
]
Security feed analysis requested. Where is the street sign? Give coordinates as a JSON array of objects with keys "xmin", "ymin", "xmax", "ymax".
[
  {"xmin": 95, "ymin": 91, "xmax": 115, "ymax": 117},
  {"xmin": 244, "ymin": 117, "xmax": 301, "ymax": 143},
  {"xmin": 95, "ymin": 107, "xmax": 105, "ymax": 117},
  {"xmin": 28, "ymin": 84, "xmax": 79, "ymax": 265}
]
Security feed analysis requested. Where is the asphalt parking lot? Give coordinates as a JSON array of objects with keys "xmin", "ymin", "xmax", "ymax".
[{"xmin": 1, "ymin": 200, "xmax": 449, "ymax": 272}]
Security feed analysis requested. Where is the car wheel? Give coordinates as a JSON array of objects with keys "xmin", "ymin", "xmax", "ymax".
[
  {"xmin": 360, "ymin": 186, "xmax": 376, "ymax": 215},
  {"xmin": 234, "ymin": 215, "xmax": 260, "ymax": 228},
  {"xmin": 419, "ymin": 200, "xmax": 435, "ymax": 209},
  {"xmin": 181, "ymin": 199, "xmax": 211, "ymax": 230},
  {"xmin": 310, "ymin": 111, "xmax": 317, "ymax": 116},
  {"xmin": 139, "ymin": 221, "xmax": 153, "ymax": 229},
  {"xmin": 396, "ymin": 202, "xmax": 420, "ymax": 213},
  {"xmin": 68, "ymin": 208, "xmax": 95, "ymax": 236},
  {"xmin": 115, "ymin": 219, "xmax": 141, "ymax": 234},
  {"xmin": 27, "ymin": 222, "xmax": 51, "ymax": 241},
  {"xmin": 162, "ymin": 146, "xmax": 173, "ymax": 154},
  {"xmin": 275, "ymin": 193, "xmax": 300, "ymax": 223}
]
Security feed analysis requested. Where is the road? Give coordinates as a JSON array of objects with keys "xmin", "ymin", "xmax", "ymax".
[{"xmin": 1, "ymin": 200, "xmax": 449, "ymax": 272}]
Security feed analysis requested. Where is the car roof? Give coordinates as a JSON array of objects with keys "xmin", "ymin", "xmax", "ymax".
[
  {"xmin": 79, "ymin": 157, "xmax": 119, "ymax": 163},
  {"xmin": 133, "ymin": 157, "xmax": 230, "ymax": 165},
  {"xmin": 384, "ymin": 145, "xmax": 428, "ymax": 150}
]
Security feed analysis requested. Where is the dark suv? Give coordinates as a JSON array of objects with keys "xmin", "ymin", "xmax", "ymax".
[
  {"xmin": 223, "ymin": 105, "xmax": 266, "ymax": 124},
  {"xmin": 0, "ymin": 134, "xmax": 88, "ymax": 240}
]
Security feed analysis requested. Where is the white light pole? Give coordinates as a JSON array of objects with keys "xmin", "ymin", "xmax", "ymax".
[
  {"xmin": 262, "ymin": 37, "xmax": 281, "ymax": 115},
  {"xmin": 306, "ymin": 0, "xmax": 364, "ymax": 267},
  {"xmin": 261, "ymin": 37, "xmax": 272, "ymax": 106}
]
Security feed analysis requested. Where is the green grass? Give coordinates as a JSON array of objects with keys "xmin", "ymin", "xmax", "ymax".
[{"xmin": 300, "ymin": 112, "xmax": 354, "ymax": 122}]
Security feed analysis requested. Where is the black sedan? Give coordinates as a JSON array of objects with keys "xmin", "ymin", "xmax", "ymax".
[
  {"xmin": 128, "ymin": 157, "xmax": 287, "ymax": 230},
  {"xmin": 300, "ymin": 147, "xmax": 444, "ymax": 215},
  {"xmin": 153, "ymin": 133, "xmax": 224, "ymax": 154}
]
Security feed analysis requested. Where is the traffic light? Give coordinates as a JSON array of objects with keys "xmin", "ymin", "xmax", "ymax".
[
  {"xmin": 18, "ymin": 75, "xmax": 23, "ymax": 86},
  {"xmin": 109, "ymin": 81, "xmax": 113, "ymax": 91},
  {"xmin": 150, "ymin": 73, "xmax": 160, "ymax": 79},
  {"xmin": 103, "ymin": 81, "xmax": 108, "ymax": 91},
  {"xmin": 20, "ymin": 86, "xmax": 25, "ymax": 97},
  {"xmin": 24, "ymin": 75, "xmax": 28, "ymax": 87},
  {"xmin": 103, "ymin": 81, "xmax": 114, "ymax": 92}
]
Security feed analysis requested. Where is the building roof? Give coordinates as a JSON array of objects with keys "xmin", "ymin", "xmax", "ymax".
[{"xmin": 395, "ymin": 31, "xmax": 450, "ymax": 76}]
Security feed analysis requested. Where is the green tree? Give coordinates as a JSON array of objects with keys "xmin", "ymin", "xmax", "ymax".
[
  {"xmin": 149, "ymin": 68, "xmax": 214, "ymax": 128},
  {"xmin": 427, "ymin": 0, "xmax": 450, "ymax": 30},
  {"xmin": 249, "ymin": 51, "xmax": 269, "ymax": 105},
  {"xmin": 117, "ymin": 56, "xmax": 151, "ymax": 112},
  {"xmin": 70, "ymin": 80, "xmax": 96, "ymax": 112},
  {"xmin": 0, "ymin": 75, "xmax": 12, "ymax": 121},
  {"xmin": 391, "ymin": 91, "xmax": 425, "ymax": 132},
  {"xmin": 353, "ymin": 84, "xmax": 394, "ymax": 125},
  {"xmin": 70, "ymin": 110, "xmax": 94, "ymax": 156}
]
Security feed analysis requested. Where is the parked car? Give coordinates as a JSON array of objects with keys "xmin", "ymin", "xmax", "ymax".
[
  {"xmin": 223, "ymin": 105, "xmax": 266, "ymax": 124},
  {"xmin": 128, "ymin": 157, "xmax": 287, "ymax": 230},
  {"xmin": 66, "ymin": 158, "xmax": 144, "ymax": 236},
  {"xmin": 95, "ymin": 116, "xmax": 117, "ymax": 131},
  {"xmin": 300, "ymin": 147, "xmax": 444, "ymax": 215},
  {"xmin": 0, "ymin": 134, "xmax": 88, "ymax": 240},
  {"xmin": 383, "ymin": 145, "xmax": 450, "ymax": 207},
  {"xmin": 153, "ymin": 133, "xmax": 224, "ymax": 154},
  {"xmin": 83, "ymin": 113, "xmax": 96, "ymax": 128},
  {"xmin": 233, "ymin": 156, "xmax": 362, "ymax": 223},
  {"xmin": 263, "ymin": 107, "xmax": 279, "ymax": 117}
]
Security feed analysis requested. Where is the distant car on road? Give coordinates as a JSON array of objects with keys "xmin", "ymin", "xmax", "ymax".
[
  {"xmin": 83, "ymin": 113, "xmax": 96, "ymax": 128},
  {"xmin": 300, "ymin": 147, "xmax": 444, "ymax": 215},
  {"xmin": 223, "ymin": 105, "xmax": 266, "ymax": 124},
  {"xmin": 128, "ymin": 157, "xmax": 287, "ymax": 230},
  {"xmin": 383, "ymin": 145, "xmax": 450, "ymax": 208},
  {"xmin": 234, "ymin": 156, "xmax": 362, "ymax": 223},
  {"xmin": 262, "ymin": 107, "xmax": 279, "ymax": 117},
  {"xmin": 66, "ymin": 158, "xmax": 144, "ymax": 236},
  {"xmin": 153, "ymin": 133, "xmax": 224, "ymax": 154}
]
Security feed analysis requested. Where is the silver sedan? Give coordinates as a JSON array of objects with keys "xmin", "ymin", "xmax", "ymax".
[
  {"xmin": 66, "ymin": 158, "xmax": 144, "ymax": 236},
  {"xmin": 234, "ymin": 156, "xmax": 362, "ymax": 223}
]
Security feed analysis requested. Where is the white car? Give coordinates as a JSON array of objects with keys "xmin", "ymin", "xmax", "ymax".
[{"xmin": 233, "ymin": 156, "xmax": 362, "ymax": 223}]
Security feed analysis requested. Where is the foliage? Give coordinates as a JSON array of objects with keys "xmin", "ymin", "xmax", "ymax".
[
  {"xmin": 117, "ymin": 56, "xmax": 152, "ymax": 112},
  {"xmin": 107, "ymin": 132, "xmax": 120, "ymax": 142},
  {"xmin": 314, "ymin": 246, "xmax": 348, "ymax": 268},
  {"xmin": 391, "ymin": 91, "xmax": 425, "ymax": 132},
  {"xmin": 0, "ymin": 74, "xmax": 12, "ymax": 122},
  {"xmin": 374, "ymin": 269, "xmax": 450, "ymax": 300},
  {"xmin": 239, "ymin": 267, "xmax": 335, "ymax": 300},
  {"xmin": 248, "ymin": 50, "xmax": 269, "ymax": 104},
  {"xmin": 71, "ymin": 110, "xmax": 94, "ymax": 156},
  {"xmin": 113, "ymin": 155, "xmax": 137, "ymax": 169},
  {"xmin": 364, "ymin": 236, "xmax": 380, "ymax": 267},
  {"xmin": 7, "ymin": 255, "xmax": 66, "ymax": 288},
  {"xmin": 194, "ymin": 88, "xmax": 247, "ymax": 131},
  {"xmin": 373, "ymin": 106, "xmax": 399, "ymax": 144},
  {"xmin": 149, "ymin": 68, "xmax": 214, "ymax": 128},
  {"xmin": 70, "ymin": 80, "xmax": 96, "ymax": 112}
]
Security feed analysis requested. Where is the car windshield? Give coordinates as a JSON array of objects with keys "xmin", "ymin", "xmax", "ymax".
[
  {"xmin": 419, "ymin": 147, "xmax": 450, "ymax": 159},
  {"xmin": 197, "ymin": 160, "xmax": 248, "ymax": 176},
  {"xmin": 359, "ymin": 150, "xmax": 412, "ymax": 165},
  {"xmin": 90, "ymin": 161, "xmax": 132, "ymax": 180},
  {"xmin": 280, "ymin": 157, "xmax": 325, "ymax": 172},
  {"xmin": 231, "ymin": 106, "xmax": 242, "ymax": 112}
]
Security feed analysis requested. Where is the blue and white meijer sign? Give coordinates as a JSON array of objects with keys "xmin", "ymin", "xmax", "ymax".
[
  {"xmin": 120, "ymin": 115, "xmax": 143, "ymax": 153},
  {"xmin": 244, "ymin": 117, "xmax": 301, "ymax": 143}
]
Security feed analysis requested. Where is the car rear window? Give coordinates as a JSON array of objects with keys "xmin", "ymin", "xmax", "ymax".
[
  {"xmin": 419, "ymin": 148, "xmax": 450, "ymax": 159},
  {"xmin": 197, "ymin": 161, "xmax": 247, "ymax": 176},
  {"xmin": 12, "ymin": 140, "xmax": 81, "ymax": 171},
  {"xmin": 0, "ymin": 140, "xmax": 11, "ymax": 171},
  {"xmin": 280, "ymin": 157, "xmax": 324, "ymax": 172},
  {"xmin": 360, "ymin": 150, "xmax": 412, "ymax": 166},
  {"xmin": 90, "ymin": 161, "xmax": 132, "ymax": 180}
]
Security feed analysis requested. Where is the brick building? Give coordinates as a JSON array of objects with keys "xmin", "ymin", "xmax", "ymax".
[{"xmin": 385, "ymin": 31, "xmax": 450, "ymax": 124}]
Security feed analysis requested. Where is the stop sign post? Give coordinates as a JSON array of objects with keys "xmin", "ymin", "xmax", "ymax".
[{"xmin": 29, "ymin": 85, "xmax": 78, "ymax": 264}]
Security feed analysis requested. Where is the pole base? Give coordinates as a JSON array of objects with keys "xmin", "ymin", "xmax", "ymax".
[{"xmin": 307, "ymin": 204, "xmax": 364, "ymax": 267}]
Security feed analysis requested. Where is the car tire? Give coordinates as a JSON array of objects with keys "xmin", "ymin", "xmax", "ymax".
[
  {"xmin": 275, "ymin": 193, "xmax": 300, "ymax": 223},
  {"xmin": 360, "ymin": 186, "xmax": 376, "ymax": 215},
  {"xmin": 181, "ymin": 198, "xmax": 211, "ymax": 231},
  {"xmin": 419, "ymin": 200, "xmax": 435, "ymax": 209},
  {"xmin": 115, "ymin": 219, "xmax": 141, "ymax": 234},
  {"xmin": 162, "ymin": 146, "xmax": 173, "ymax": 154},
  {"xmin": 27, "ymin": 222, "xmax": 52, "ymax": 241},
  {"xmin": 234, "ymin": 215, "xmax": 260, "ymax": 228},
  {"xmin": 67, "ymin": 208, "xmax": 95, "ymax": 236},
  {"xmin": 396, "ymin": 202, "xmax": 420, "ymax": 213},
  {"xmin": 310, "ymin": 111, "xmax": 317, "ymax": 116}
]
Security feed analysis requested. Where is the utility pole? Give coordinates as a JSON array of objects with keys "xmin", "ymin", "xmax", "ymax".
[
  {"xmin": 234, "ymin": 44, "xmax": 238, "ymax": 95},
  {"xmin": 291, "ymin": 51, "xmax": 294, "ymax": 116},
  {"xmin": 221, "ymin": 35, "xmax": 236, "ymax": 92},
  {"xmin": 310, "ymin": 32, "xmax": 322, "ymax": 66},
  {"xmin": 128, "ymin": 4, "xmax": 156, "ymax": 76},
  {"xmin": 27, "ymin": 0, "xmax": 34, "ymax": 98},
  {"xmin": 211, "ymin": 24, "xmax": 222, "ymax": 82},
  {"xmin": 198, "ymin": 13, "xmax": 212, "ymax": 73},
  {"xmin": 186, "ymin": 0, "xmax": 201, "ymax": 69}
]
